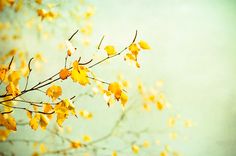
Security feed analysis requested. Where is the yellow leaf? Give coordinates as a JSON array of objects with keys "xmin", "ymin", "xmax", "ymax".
[
  {"xmin": 37, "ymin": 9, "xmax": 46, "ymax": 19},
  {"xmin": 0, "ymin": 129, "xmax": 10, "ymax": 141},
  {"xmin": 120, "ymin": 92, "xmax": 128, "ymax": 107},
  {"xmin": 6, "ymin": 82, "xmax": 20, "ymax": 97},
  {"xmin": 39, "ymin": 143, "xmax": 47, "ymax": 153},
  {"xmin": 54, "ymin": 99, "xmax": 75, "ymax": 127},
  {"xmin": 8, "ymin": 71, "xmax": 20, "ymax": 85},
  {"xmin": 112, "ymin": 151, "xmax": 118, "ymax": 156},
  {"xmin": 35, "ymin": 0, "xmax": 42, "ymax": 4},
  {"xmin": 184, "ymin": 119, "xmax": 193, "ymax": 128},
  {"xmin": 138, "ymin": 40, "xmax": 151, "ymax": 50},
  {"xmin": 29, "ymin": 114, "xmax": 40, "ymax": 130},
  {"xmin": 70, "ymin": 141, "xmax": 81, "ymax": 148},
  {"xmin": 46, "ymin": 85, "xmax": 62, "ymax": 101},
  {"xmin": 0, "ymin": 66, "xmax": 7, "ymax": 81},
  {"xmin": 32, "ymin": 152, "xmax": 39, "ymax": 156},
  {"xmin": 124, "ymin": 53, "xmax": 140, "ymax": 68},
  {"xmin": 131, "ymin": 144, "xmax": 139, "ymax": 154},
  {"xmin": 56, "ymin": 113, "xmax": 67, "ymax": 127},
  {"xmin": 0, "ymin": 114, "xmax": 16, "ymax": 131},
  {"xmin": 5, "ymin": 116, "xmax": 17, "ymax": 131},
  {"xmin": 63, "ymin": 99, "xmax": 76, "ymax": 115},
  {"xmin": 39, "ymin": 114, "xmax": 49, "ymax": 130},
  {"xmin": 104, "ymin": 45, "xmax": 116, "ymax": 56},
  {"xmin": 43, "ymin": 103, "xmax": 53, "ymax": 119},
  {"xmin": 129, "ymin": 43, "xmax": 140, "ymax": 56},
  {"xmin": 160, "ymin": 151, "xmax": 168, "ymax": 156},
  {"xmin": 79, "ymin": 109, "xmax": 93, "ymax": 119},
  {"xmin": 156, "ymin": 101, "xmax": 165, "ymax": 111},
  {"xmin": 82, "ymin": 135, "xmax": 91, "ymax": 142},
  {"xmin": 142, "ymin": 140, "xmax": 150, "ymax": 148},
  {"xmin": 71, "ymin": 63, "xmax": 90, "ymax": 86},
  {"xmin": 59, "ymin": 68, "xmax": 71, "ymax": 80},
  {"xmin": 71, "ymin": 69, "xmax": 89, "ymax": 85},
  {"xmin": 26, "ymin": 111, "xmax": 32, "ymax": 119},
  {"xmin": 168, "ymin": 117, "xmax": 176, "ymax": 128},
  {"xmin": 108, "ymin": 82, "xmax": 122, "ymax": 100},
  {"xmin": 143, "ymin": 103, "xmax": 150, "ymax": 112}
]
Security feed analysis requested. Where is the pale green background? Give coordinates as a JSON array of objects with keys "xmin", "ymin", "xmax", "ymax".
[
  {"xmin": 92, "ymin": 0, "xmax": 236, "ymax": 155},
  {"xmin": 1, "ymin": 0, "xmax": 236, "ymax": 156}
]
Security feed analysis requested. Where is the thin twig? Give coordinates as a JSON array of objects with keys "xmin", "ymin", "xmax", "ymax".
[
  {"xmin": 24, "ymin": 57, "xmax": 34, "ymax": 91},
  {"xmin": 97, "ymin": 35, "xmax": 105, "ymax": 50},
  {"xmin": 8, "ymin": 56, "xmax": 14, "ymax": 70},
  {"xmin": 68, "ymin": 29, "xmax": 79, "ymax": 41},
  {"xmin": 1, "ymin": 110, "xmax": 13, "ymax": 114},
  {"xmin": 89, "ymin": 30, "xmax": 138, "ymax": 69}
]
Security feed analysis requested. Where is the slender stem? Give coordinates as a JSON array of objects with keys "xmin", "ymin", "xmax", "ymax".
[
  {"xmin": 24, "ymin": 58, "xmax": 34, "ymax": 91},
  {"xmin": 97, "ymin": 35, "xmax": 105, "ymax": 50},
  {"xmin": 89, "ymin": 30, "xmax": 137, "ymax": 69},
  {"xmin": 68, "ymin": 29, "xmax": 79, "ymax": 41}
]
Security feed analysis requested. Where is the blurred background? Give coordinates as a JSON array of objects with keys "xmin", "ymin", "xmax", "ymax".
[{"xmin": 0, "ymin": 0, "xmax": 236, "ymax": 156}]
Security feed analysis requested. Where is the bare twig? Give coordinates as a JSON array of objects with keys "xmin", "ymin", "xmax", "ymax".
[
  {"xmin": 97, "ymin": 35, "xmax": 105, "ymax": 50},
  {"xmin": 24, "ymin": 57, "xmax": 34, "ymax": 91},
  {"xmin": 89, "ymin": 30, "xmax": 138, "ymax": 69},
  {"xmin": 8, "ymin": 56, "xmax": 14, "ymax": 70},
  {"xmin": 68, "ymin": 29, "xmax": 79, "ymax": 41}
]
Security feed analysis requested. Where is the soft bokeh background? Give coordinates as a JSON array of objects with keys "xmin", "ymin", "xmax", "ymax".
[
  {"xmin": 1, "ymin": 0, "xmax": 236, "ymax": 156},
  {"xmin": 93, "ymin": 0, "xmax": 236, "ymax": 155}
]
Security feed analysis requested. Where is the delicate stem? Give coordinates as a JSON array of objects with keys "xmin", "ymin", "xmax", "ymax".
[
  {"xmin": 24, "ymin": 58, "xmax": 34, "ymax": 91},
  {"xmin": 89, "ymin": 30, "xmax": 138, "ymax": 69},
  {"xmin": 68, "ymin": 29, "xmax": 79, "ymax": 41},
  {"xmin": 97, "ymin": 35, "xmax": 105, "ymax": 50}
]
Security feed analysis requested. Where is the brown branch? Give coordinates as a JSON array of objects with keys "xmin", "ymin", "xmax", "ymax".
[
  {"xmin": 1, "ymin": 110, "xmax": 13, "ymax": 114},
  {"xmin": 8, "ymin": 56, "xmax": 14, "ymax": 70},
  {"xmin": 87, "ymin": 76, "xmax": 110, "ymax": 85},
  {"xmin": 88, "ymin": 30, "xmax": 138, "ymax": 69},
  {"xmin": 97, "ymin": 35, "xmax": 105, "ymax": 50},
  {"xmin": 0, "ymin": 102, "xmax": 55, "ymax": 115},
  {"xmin": 0, "ymin": 56, "xmax": 14, "ymax": 86},
  {"xmin": 46, "ymin": 129, "xmax": 72, "ymax": 143},
  {"xmin": 68, "ymin": 29, "xmax": 79, "ymax": 41}
]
